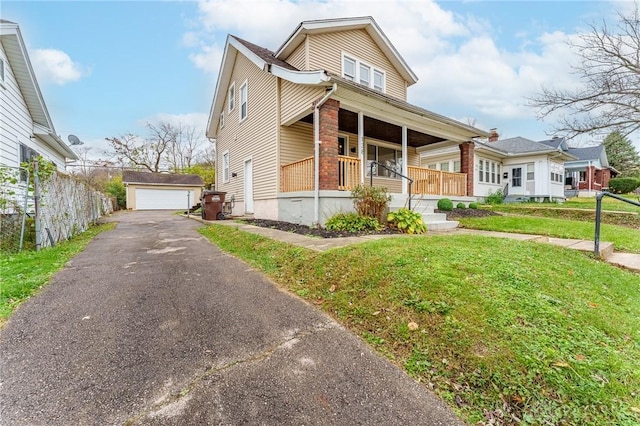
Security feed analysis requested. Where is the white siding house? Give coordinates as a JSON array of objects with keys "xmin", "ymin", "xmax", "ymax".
[{"xmin": 0, "ymin": 20, "xmax": 76, "ymax": 172}]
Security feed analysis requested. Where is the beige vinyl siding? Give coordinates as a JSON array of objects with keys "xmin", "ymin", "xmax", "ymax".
[
  {"xmin": 0, "ymin": 45, "xmax": 66, "ymax": 169},
  {"xmin": 216, "ymin": 53, "xmax": 279, "ymax": 205},
  {"xmin": 280, "ymin": 80, "xmax": 324, "ymax": 125},
  {"xmin": 285, "ymin": 40, "xmax": 307, "ymax": 70},
  {"xmin": 307, "ymin": 29, "xmax": 407, "ymax": 101},
  {"xmin": 280, "ymin": 122, "xmax": 314, "ymax": 165}
]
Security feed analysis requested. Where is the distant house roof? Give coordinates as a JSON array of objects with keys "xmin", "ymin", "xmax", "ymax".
[
  {"xmin": 488, "ymin": 137, "xmax": 557, "ymax": 154},
  {"xmin": 566, "ymin": 145, "xmax": 604, "ymax": 162},
  {"xmin": 122, "ymin": 171, "xmax": 203, "ymax": 186}
]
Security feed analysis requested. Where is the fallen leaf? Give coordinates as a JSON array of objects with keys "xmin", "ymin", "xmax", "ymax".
[
  {"xmin": 588, "ymin": 302, "xmax": 598, "ymax": 308},
  {"xmin": 372, "ymin": 310, "xmax": 381, "ymax": 316},
  {"xmin": 314, "ymin": 299, "xmax": 324, "ymax": 305},
  {"xmin": 552, "ymin": 361, "xmax": 570, "ymax": 368},
  {"xmin": 575, "ymin": 354, "xmax": 585, "ymax": 361},
  {"xmin": 408, "ymin": 322, "xmax": 419, "ymax": 331},
  {"xmin": 329, "ymin": 285, "xmax": 336, "ymax": 292}
]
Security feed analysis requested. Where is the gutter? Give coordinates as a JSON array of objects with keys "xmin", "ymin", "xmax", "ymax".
[{"xmin": 313, "ymin": 83, "xmax": 337, "ymax": 226}]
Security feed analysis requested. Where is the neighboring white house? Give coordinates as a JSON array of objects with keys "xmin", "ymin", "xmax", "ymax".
[
  {"xmin": 0, "ymin": 19, "xmax": 77, "ymax": 173},
  {"xmin": 420, "ymin": 132, "xmax": 576, "ymax": 202}
]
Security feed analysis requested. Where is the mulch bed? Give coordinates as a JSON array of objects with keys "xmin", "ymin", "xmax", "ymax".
[{"xmin": 241, "ymin": 208, "xmax": 499, "ymax": 239}]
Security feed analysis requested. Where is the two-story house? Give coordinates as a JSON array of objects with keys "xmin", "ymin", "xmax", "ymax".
[
  {"xmin": 206, "ymin": 16, "xmax": 490, "ymax": 226},
  {"xmin": 0, "ymin": 20, "xmax": 77, "ymax": 172}
]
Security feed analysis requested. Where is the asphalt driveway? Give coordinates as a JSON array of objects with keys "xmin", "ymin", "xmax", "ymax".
[{"xmin": 0, "ymin": 211, "xmax": 462, "ymax": 425}]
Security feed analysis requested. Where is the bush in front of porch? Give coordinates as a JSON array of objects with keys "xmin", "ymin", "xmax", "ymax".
[{"xmin": 351, "ymin": 184, "xmax": 391, "ymax": 225}]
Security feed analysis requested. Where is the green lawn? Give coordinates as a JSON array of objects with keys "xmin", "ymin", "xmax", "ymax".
[
  {"xmin": 0, "ymin": 222, "xmax": 115, "ymax": 324},
  {"xmin": 488, "ymin": 195, "xmax": 640, "ymax": 213},
  {"xmin": 458, "ymin": 215, "xmax": 640, "ymax": 253},
  {"xmin": 200, "ymin": 224, "xmax": 640, "ymax": 425}
]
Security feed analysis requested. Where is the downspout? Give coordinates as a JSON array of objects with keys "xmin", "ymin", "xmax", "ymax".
[{"xmin": 313, "ymin": 83, "xmax": 337, "ymax": 226}]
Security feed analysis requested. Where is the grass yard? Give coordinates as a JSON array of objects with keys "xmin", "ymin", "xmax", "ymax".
[
  {"xmin": 0, "ymin": 222, "xmax": 115, "ymax": 324},
  {"xmin": 559, "ymin": 195, "xmax": 640, "ymax": 213},
  {"xmin": 200, "ymin": 224, "xmax": 640, "ymax": 426},
  {"xmin": 459, "ymin": 215, "xmax": 640, "ymax": 253}
]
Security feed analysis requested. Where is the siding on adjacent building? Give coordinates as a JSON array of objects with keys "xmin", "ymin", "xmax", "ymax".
[
  {"xmin": 0, "ymin": 43, "xmax": 66, "ymax": 169},
  {"xmin": 216, "ymin": 53, "xmax": 279, "ymax": 210},
  {"xmin": 307, "ymin": 29, "xmax": 407, "ymax": 101},
  {"xmin": 280, "ymin": 80, "xmax": 324, "ymax": 125}
]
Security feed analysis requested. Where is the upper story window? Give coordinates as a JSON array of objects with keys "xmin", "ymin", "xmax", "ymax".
[
  {"xmin": 239, "ymin": 80, "xmax": 248, "ymax": 122},
  {"xmin": 342, "ymin": 53, "xmax": 385, "ymax": 93},
  {"xmin": 343, "ymin": 56, "xmax": 356, "ymax": 81},
  {"xmin": 228, "ymin": 83, "xmax": 235, "ymax": 112}
]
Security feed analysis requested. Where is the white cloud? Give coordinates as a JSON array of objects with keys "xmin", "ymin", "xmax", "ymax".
[
  {"xmin": 31, "ymin": 49, "xmax": 87, "ymax": 85},
  {"xmin": 185, "ymin": 0, "xmax": 595, "ymax": 136}
]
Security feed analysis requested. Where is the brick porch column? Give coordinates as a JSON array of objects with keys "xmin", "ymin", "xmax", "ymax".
[
  {"xmin": 602, "ymin": 168, "xmax": 611, "ymax": 188},
  {"xmin": 459, "ymin": 141, "xmax": 475, "ymax": 196},
  {"xmin": 318, "ymin": 98, "xmax": 340, "ymax": 190}
]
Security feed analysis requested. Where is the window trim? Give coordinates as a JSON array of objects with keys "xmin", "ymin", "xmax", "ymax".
[
  {"xmin": 239, "ymin": 80, "xmax": 248, "ymax": 122},
  {"xmin": 222, "ymin": 150, "xmax": 230, "ymax": 183},
  {"xmin": 228, "ymin": 82, "xmax": 235, "ymax": 113},
  {"xmin": 341, "ymin": 52, "xmax": 385, "ymax": 92},
  {"xmin": 220, "ymin": 112, "xmax": 225, "ymax": 129}
]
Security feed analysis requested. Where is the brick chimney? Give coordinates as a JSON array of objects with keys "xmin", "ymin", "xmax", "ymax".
[{"xmin": 488, "ymin": 128, "xmax": 499, "ymax": 142}]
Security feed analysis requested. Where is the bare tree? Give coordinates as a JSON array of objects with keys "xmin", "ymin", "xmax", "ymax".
[
  {"xmin": 165, "ymin": 123, "xmax": 205, "ymax": 171},
  {"xmin": 106, "ymin": 122, "xmax": 177, "ymax": 172},
  {"xmin": 530, "ymin": 5, "xmax": 640, "ymax": 139}
]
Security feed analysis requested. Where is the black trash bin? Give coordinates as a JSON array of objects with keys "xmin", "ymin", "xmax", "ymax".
[{"xmin": 201, "ymin": 191, "xmax": 226, "ymax": 220}]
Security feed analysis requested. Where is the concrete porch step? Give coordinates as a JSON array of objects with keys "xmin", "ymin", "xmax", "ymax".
[{"xmin": 426, "ymin": 220, "xmax": 459, "ymax": 231}]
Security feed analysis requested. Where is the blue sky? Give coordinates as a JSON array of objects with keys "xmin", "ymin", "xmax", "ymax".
[{"xmin": 2, "ymin": 0, "xmax": 638, "ymax": 157}]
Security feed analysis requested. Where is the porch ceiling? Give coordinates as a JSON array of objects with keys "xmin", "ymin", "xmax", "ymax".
[{"xmin": 300, "ymin": 109, "xmax": 446, "ymax": 148}]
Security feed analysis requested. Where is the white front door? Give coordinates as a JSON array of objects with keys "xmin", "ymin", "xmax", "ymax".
[{"xmin": 244, "ymin": 158, "xmax": 254, "ymax": 213}]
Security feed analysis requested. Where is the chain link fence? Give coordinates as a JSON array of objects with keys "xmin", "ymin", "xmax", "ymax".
[{"xmin": 1, "ymin": 163, "xmax": 113, "ymax": 252}]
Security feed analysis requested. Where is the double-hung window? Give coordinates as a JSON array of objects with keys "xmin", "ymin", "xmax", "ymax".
[
  {"xmin": 222, "ymin": 151, "xmax": 230, "ymax": 183},
  {"xmin": 239, "ymin": 81, "xmax": 247, "ymax": 122},
  {"xmin": 359, "ymin": 64, "xmax": 370, "ymax": 86},
  {"xmin": 228, "ymin": 83, "xmax": 235, "ymax": 112},
  {"xmin": 220, "ymin": 112, "xmax": 225, "ymax": 129},
  {"xmin": 526, "ymin": 164, "xmax": 535, "ymax": 181},
  {"xmin": 342, "ymin": 54, "xmax": 385, "ymax": 92},
  {"xmin": 478, "ymin": 160, "xmax": 484, "ymax": 182},
  {"xmin": 343, "ymin": 56, "xmax": 356, "ymax": 81}
]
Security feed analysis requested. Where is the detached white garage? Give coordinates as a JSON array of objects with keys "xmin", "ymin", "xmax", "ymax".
[{"xmin": 122, "ymin": 171, "xmax": 203, "ymax": 211}]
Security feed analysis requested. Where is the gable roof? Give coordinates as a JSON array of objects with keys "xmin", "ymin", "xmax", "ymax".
[
  {"xmin": 207, "ymin": 20, "xmax": 489, "ymax": 142},
  {"xmin": 122, "ymin": 171, "xmax": 203, "ymax": 186},
  {"xmin": 566, "ymin": 145, "xmax": 608, "ymax": 163},
  {"xmin": 275, "ymin": 16, "xmax": 418, "ymax": 86},
  {"xmin": 0, "ymin": 20, "xmax": 77, "ymax": 160}
]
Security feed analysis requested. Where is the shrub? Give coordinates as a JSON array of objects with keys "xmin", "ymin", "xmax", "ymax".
[
  {"xmin": 351, "ymin": 185, "xmax": 391, "ymax": 223},
  {"xmin": 608, "ymin": 177, "xmax": 640, "ymax": 194},
  {"xmin": 456, "ymin": 202, "xmax": 466, "ymax": 209},
  {"xmin": 437, "ymin": 198, "xmax": 453, "ymax": 211},
  {"xmin": 387, "ymin": 208, "xmax": 427, "ymax": 234},
  {"xmin": 325, "ymin": 212, "xmax": 382, "ymax": 232},
  {"xmin": 105, "ymin": 176, "xmax": 126, "ymax": 208},
  {"xmin": 468, "ymin": 202, "xmax": 479, "ymax": 209},
  {"xmin": 485, "ymin": 189, "xmax": 504, "ymax": 204}
]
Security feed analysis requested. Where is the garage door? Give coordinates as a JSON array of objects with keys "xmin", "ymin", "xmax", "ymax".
[{"xmin": 135, "ymin": 188, "xmax": 193, "ymax": 210}]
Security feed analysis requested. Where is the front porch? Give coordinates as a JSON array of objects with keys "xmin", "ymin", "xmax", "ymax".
[{"xmin": 281, "ymin": 156, "xmax": 468, "ymax": 196}]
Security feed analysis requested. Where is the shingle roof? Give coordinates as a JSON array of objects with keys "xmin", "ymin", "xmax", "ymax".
[
  {"xmin": 486, "ymin": 137, "xmax": 555, "ymax": 154},
  {"xmin": 566, "ymin": 145, "xmax": 604, "ymax": 162},
  {"xmin": 233, "ymin": 36, "xmax": 299, "ymax": 71},
  {"xmin": 122, "ymin": 171, "xmax": 203, "ymax": 186},
  {"xmin": 539, "ymin": 137, "xmax": 564, "ymax": 149}
]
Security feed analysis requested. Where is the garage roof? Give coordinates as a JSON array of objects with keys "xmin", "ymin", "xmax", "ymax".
[{"xmin": 122, "ymin": 171, "xmax": 203, "ymax": 186}]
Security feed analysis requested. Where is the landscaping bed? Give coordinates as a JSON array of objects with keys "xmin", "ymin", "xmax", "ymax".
[{"xmin": 242, "ymin": 208, "xmax": 500, "ymax": 238}]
